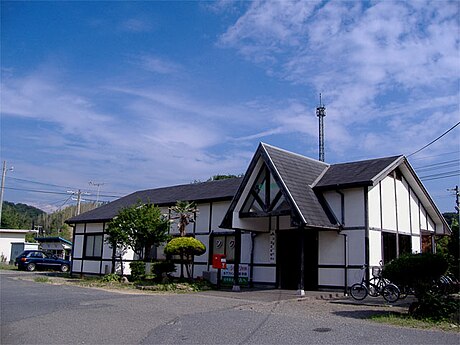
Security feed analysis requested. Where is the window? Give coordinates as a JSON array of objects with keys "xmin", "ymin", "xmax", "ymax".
[
  {"xmin": 382, "ymin": 232, "xmax": 397, "ymax": 264},
  {"xmin": 398, "ymin": 234, "xmax": 412, "ymax": 255},
  {"xmin": 211, "ymin": 234, "xmax": 235, "ymax": 263},
  {"xmin": 84, "ymin": 234, "xmax": 103, "ymax": 258},
  {"xmin": 241, "ymin": 165, "xmax": 290, "ymax": 217}
]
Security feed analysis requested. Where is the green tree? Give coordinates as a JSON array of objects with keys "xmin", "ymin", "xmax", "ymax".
[
  {"xmin": 164, "ymin": 237, "xmax": 206, "ymax": 279},
  {"xmin": 206, "ymin": 174, "xmax": 243, "ymax": 181},
  {"xmin": 106, "ymin": 202, "xmax": 170, "ymax": 274}
]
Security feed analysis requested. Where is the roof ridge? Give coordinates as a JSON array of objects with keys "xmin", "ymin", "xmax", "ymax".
[
  {"xmin": 135, "ymin": 176, "xmax": 244, "ymax": 194},
  {"xmin": 330, "ymin": 155, "xmax": 403, "ymax": 167},
  {"xmin": 261, "ymin": 142, "xmax": 330, "ymax": 167}
]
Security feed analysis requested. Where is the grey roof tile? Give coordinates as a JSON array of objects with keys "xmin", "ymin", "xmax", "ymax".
[
  {"xmin": 262, "ymin": 144, "xmax": 338, "ymax": 228},
  {"xmin": 66, "ymin": 178, "xmax": 243, "ymax": 224},
  {"xmin": 314, "ymin": 155, "xmax": 402, "ymax": 189}
]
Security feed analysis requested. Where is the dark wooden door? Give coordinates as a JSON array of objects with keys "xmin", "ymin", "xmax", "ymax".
[{"xmin": 277, "ymin": 229, "xmax": 318, "ymax": 290}]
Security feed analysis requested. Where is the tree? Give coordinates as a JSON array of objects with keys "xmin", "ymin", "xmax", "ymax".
[
  {"xmin": 164, "ymin": 237, "xmax": 206, "ymax": 279},
  {"xmin": 106, "ymin": 202, "xmax": 170, "ymax": 274},
  {"xmin": 169, "ymin": 201, "xmax": 197, "ymax": 237},
  {"xmin": 169, "ymin": 201, "xmax": 198, "ymax": 277},
  {"xmin": 207, "ymin": 174, "xmax": 243, "ymax": 181}
]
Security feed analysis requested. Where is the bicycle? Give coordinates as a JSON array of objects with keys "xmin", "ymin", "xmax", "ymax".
[{"xmin": 350, "ymin": 265, "xmax": 400, "ymax": 303}]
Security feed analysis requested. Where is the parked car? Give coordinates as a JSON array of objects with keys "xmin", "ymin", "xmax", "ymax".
[{"xmin": 15, "ymin": 250, "xmax": 70, "ymax": 272}]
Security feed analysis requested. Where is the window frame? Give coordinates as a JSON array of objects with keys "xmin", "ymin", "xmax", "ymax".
[{"xmin": 83, "ymin": 233, "xmax": 104, "ymax": 259}]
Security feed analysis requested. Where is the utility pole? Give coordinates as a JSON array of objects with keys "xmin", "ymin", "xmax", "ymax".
[
  {"xmin": 0, "ymin": 161, "xmax": 13, "ymax": 226},
  {"xmin": 89, "ymin": 181, "xmax": 105, "ymax": 204},
  {"xmin": 67, "ymin": 189, "xmax": 89, "ymax": 216},
  {"xmin": 448, "ymin": 185, "xmax": 459, "ymax": 221}
]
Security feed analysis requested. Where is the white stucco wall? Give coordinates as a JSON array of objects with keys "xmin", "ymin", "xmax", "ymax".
[
  {"xmin": 344, "ymin": 189, "xmax": 365, "ymax": 227},
  {"xmin": 381, "ymin": 177, "xmax": 397, "ymax": 231},
  {"xmin": 368, "ymin": 185, "xmax": 381, "ymax": 229}
]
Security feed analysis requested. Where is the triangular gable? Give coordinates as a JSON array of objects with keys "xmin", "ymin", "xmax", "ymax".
[
  {"xmin": 313, "ymin": 154, "xmax": 450, "ymax": 235},
  {"xmin": 357, "ymin": 156, "xmax": 450, "ymax": 235},
  {"xmin": 220, "ymin": 143, "xmax": 339, "ymax": 230},
  {"xmin": 396, "ymin": 159, "xmax": 450, "ymax": 235}
]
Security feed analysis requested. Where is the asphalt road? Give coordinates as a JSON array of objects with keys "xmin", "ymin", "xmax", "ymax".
[{"xmin": 1, "ymin": 271, "xmax": 458, "ymax": 345}]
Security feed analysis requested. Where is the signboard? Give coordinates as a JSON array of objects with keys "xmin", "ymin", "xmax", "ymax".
[{"xmin": 221, "ymin": 264, "xmax": 249, "ymax": 286}]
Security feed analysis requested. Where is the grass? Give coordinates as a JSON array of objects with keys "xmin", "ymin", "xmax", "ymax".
[
  {"xmin": 370, "ymin": 312, "xmax": 460, "ymax": 332},
  {"xmin": 34, "ymin": 276, "xmax": 50, "ymax": 283},
  {"xmin": 0, "ymin": 263, "xmax": 18, "ymax": 270}
]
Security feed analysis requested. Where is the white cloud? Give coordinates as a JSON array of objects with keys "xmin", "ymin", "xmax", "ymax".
[{"xmin": 218, "ymin": 0, "xmax": 460, "ymax": 158}]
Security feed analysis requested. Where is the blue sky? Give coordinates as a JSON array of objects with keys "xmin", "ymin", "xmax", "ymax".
[{"xmin": 1, "ymin": 1, "xmax": 459, "ymax": 213}]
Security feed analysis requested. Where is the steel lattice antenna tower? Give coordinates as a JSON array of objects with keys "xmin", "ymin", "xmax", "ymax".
[{"xmin": 316, "ymin": 93, "xmax": 326, "ymax": 162}]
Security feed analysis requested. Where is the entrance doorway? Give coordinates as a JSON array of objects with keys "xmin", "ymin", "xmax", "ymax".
[{"xmin": 277, "ymin": 229, "xmax": 318, "ymax": 290}]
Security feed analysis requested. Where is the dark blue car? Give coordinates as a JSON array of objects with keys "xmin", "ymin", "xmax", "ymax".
[{"xmin": 15, "ymin": 250, "xmax": 70, "ymax": 272}]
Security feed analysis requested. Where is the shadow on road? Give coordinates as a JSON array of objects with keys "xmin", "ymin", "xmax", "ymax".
[{"xmin": 332, "ymin": 309, "xmax": 404, "ymax": 320}]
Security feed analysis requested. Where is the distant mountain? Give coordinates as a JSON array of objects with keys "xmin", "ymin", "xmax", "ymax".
[
  {"xmin": 1, "ymin": 201, "xmax": 102, "ymax": 242},
  {"xmin": 1, "ymin": 201, "xmax": 45, "ymax": 229}
]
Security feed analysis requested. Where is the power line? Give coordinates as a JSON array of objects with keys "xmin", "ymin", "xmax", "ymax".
[
  {"xmin": 414, "ymin": 159, "xmax": 460, "ymax": 170},
  {"xmin": 420, "ymin": 173, "xmax": 460, "ymax": 182},
  {"xmin": 407, "ymin": 121, "xmax": 460, "ymax": 157},
  {"xmin": 419, "ymin": 169, "xmax": 460, "ymax": 179},
  {"xmin": 8, "ymin": 177, "xmax": 74, "ymax": 190},
  {"xmin": 409, "ymin": 150, "xmax": 460, "ymax": 161},
  {"xmin": 4, "ymin": 186, "xmax": 120, "ymax": 198},
  {"xmin": 8, "ymin": 176, "xmax": 125, "ymax": 196}
]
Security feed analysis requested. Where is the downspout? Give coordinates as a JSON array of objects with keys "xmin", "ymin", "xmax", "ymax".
[
  {"xmin": 298, "ymin": 226, "xmax": 305, "ymax": 296},
  {"xmin": 336, "ymin": 190, "xmax": 347, "ymax": 295},
  {"xmin": 338, "ymin": 232, "xmax": 348, "ymax": 296},
  {"xmin": 364, "ymin": 188, "xmax": 370, "ymax": 283},
  {"xmin": 249, "ymin": 231, "xmax": 258, "ymax": 288}
]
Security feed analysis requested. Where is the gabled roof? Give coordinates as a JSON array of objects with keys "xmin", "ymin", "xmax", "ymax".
[
  {"xmin": 313, "ymin": 155, "xmax": 403, "ymax": 190},
  {"xmin": 66, "ymin": 178, "xmax": 243, "ymax": 224},
  {"xmin": 221, "ymin": 143, "xmax": 339, "ymax": 230},
  {"xmin": 262, "ymin": 144, "xmax": 338, "ymax": 228}
]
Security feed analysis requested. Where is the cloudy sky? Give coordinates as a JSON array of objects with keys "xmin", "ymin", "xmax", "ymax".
[{"xmin": 1, "ymin": 1, "xmax": 459, "ymax": 213}]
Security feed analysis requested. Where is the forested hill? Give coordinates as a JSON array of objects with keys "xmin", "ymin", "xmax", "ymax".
[
  {"xmin": 1, "ymin": 201, "xmax": 101, "ymax": 241},
  {"xmin": 1, "ymin": 201, "xmax": 45, "ymax": 229}
]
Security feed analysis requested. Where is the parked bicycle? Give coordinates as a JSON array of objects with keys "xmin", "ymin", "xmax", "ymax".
[{"xmin": 350, "ymin": 264, "xmax": 400, "ymax": 303}]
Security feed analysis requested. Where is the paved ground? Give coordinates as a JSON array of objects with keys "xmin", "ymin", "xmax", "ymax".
[{"xmin": 1, "ymin": 270, "xmax": 458, "ymax": 345}]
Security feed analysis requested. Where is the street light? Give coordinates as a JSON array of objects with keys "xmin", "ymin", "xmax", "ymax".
[{"xmin": 0, "ymin": 161, "xmax": 14, "ymax": 226}]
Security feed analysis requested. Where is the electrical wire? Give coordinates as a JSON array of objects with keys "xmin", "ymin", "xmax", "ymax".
[
  {"xmin": 414, "ymin": 159, "xmax": 460, "ymax": 170},
  {"xmin": 421, "ymin": 173, "xmax": 460, "ymax": 181},
  {"xmin": 407, "ymin": 121, "xmax": 460, "ymax": 157},
  {"xmin": 409, "ymin": 150, "xmax": 460, "ymax": 161},
  {"xmin": 4, "ymin": 186, "xmax": 120, "ymax": 198},
  {"xmin": 7, "ymin": 177, "xmax": 74, "ymax": 190}
]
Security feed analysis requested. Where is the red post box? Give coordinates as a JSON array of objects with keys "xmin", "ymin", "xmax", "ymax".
[{"xmin": 212, "ymin": 254, "xmax": 227, "ymax": 269}]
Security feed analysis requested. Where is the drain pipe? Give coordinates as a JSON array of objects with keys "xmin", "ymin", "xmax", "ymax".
[
  {"xmin": 338, "ymin": 232, "xmax": 348, "ymax": 296},
  {"xmin": 336, "ymin": 190, "xmax": 347, "ymax": 295}
]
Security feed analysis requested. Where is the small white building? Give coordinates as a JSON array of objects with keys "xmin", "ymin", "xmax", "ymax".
[
  {"xmin": 0, "ymin": 229, "xmax": 39, "ymax": 264},
  {"xmin": 66, "ymin": 143, "xmax": 450, "ymax": 292},
  {"xmin": 35, "ymin": 237, "xmax": 73, "ymax": 260}
]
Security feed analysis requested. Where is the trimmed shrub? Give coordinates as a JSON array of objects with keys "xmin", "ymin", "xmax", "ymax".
[
  {"xmin": 382, "ymin": 253, "xmax": 458, "ymax": 320},
  {"xmin": 164, "ymin": 237, "xmax": 206, "ymax": 257},
  {"xmin": 164, "ymin": 237, "xmax": 206, "ymax": 279},
  {"xmin": 382, "ymin": 253, "xmax": 448, "ymax": 296},
  {"xmin": 151, "ymin": 261, "xmax": 176, "ymax": 279},
  {"xmin": 130, "ymin": 261, "xmax": 146, "ymax": 281}
]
